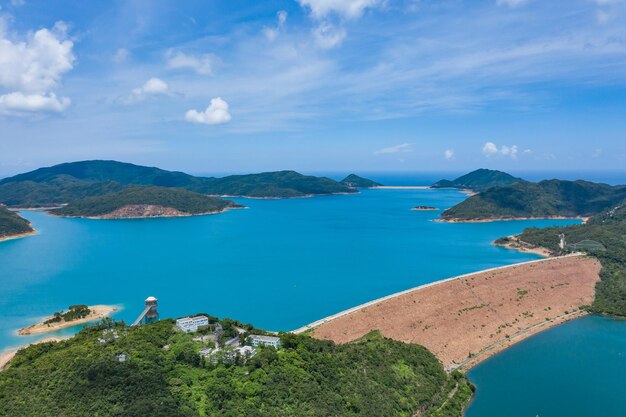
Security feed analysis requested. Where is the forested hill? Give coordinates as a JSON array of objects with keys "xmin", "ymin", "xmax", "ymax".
[
  {"xmin": 0, "ymin": 318, "xmax": 472, "ymax": 417},
  {"xmin": 340, "ymin": 174, "xmax": 382, "ymax": 188},
  {"xmin": 514, "ymin": 200, "xmax": 626, "ymax": 316},
  {"xmin": 432, "ymin": 169, "xmax": 525, "ymax": 192},
  {"xmin": 51, "ymin": 186, "xmax": 241, "ymax": 218},
  {"xmin": 0, "ymin": 161, "xmax": 356, "ymax": 207},
  {"xmin": 441, "ymin": 180, "xmax": 626, "ymax": 221},
  {"xmin": 0, "ymin": 206, "xmax": 33, "ymax": 239}
]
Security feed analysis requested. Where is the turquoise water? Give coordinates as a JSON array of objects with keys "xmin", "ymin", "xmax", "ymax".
[
  {"xmin": 466, "ymin": 315, "xmax": 626, "ymax": 417},
  {"xmin": 0, "ymin": 188, "xmax": 578, "ymax": 351}
]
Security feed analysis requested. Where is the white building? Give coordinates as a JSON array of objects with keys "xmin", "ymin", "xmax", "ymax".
[
  {"xmin": 176, "ymin": 315, "xmax": 209, "ymax": 333},
  {"xmin": 250, "ymin": 335, "xmax": 281, "ymax": 348}
]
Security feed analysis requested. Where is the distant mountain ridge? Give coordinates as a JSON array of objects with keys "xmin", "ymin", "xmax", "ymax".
[
  {"xmin": 0, "ymin": 161, "xmax": 358, "ymax": 207},
  {"xmin": 432, "ymin": 169, "xmax": 526, "ymax": 192},
  {"xmin": 441, "ymin": 178, "xmax": 626, "ymax": 221}
]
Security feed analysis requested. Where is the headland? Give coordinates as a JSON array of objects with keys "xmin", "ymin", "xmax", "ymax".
[{"xmin": 18, "ymin": 305, "xmax": 119, "ymax": 335}]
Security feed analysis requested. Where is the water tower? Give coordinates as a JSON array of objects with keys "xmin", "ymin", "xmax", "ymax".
[{"xmin": 144, "ymin": 296, "xmax": 159, "ymax": 324}]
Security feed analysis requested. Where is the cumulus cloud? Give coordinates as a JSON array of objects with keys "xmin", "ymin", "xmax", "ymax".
[
  {"xmin": 298, "ymin": 0, "xmax": 383, "ymax": 19},
  {"xmin": 185, "ymin": 97, "xmax": 232, "ymax": 125},
  {"xmin": 482, "ymin": 142, "xmax": 520, "ymax": 158},
  {"xmin": 166, "ymin": 50, "xmax": 215, "ymax": 75},
  {"xmin": 313, "ymin": 22, "xmax": 347, "ymax": 49},
  {"xmin": 0, "ymin": 19, "xmax": 74, "ymax": 113},
  {"xmin": 0, "ymin": 92, "xmax": 70, "ymax": 113},
  {"xmin": 123, "ymin": 78, "xmax": 169, "ymax": 103},
  {"xmin": 444, "ymin": 149, "xmax": 454, "ymax": 160},
  {"xmin": 374, "ymin": 143, "xmax": 413, "ymax": 155}
]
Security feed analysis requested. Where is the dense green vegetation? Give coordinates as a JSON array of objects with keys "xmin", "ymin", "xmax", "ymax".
[
  {"xmin": 0, "ymin": 206, "xmax": 33, "ymax": 238},
  {"xmin": 432, "ymin": 169, "xmax": 525, "ymax": 192},
  {"xmin": 52, "ymin": 186, "xmax": 241, "ymax": 217},
  {"xmin": 0, "ymin": 319, "xmax": 472, "ymax": 417},
  {"xmin": 44, "ymin": 305, "xmax": 91, "ymax": 324},
  {"xmin": 340, "ymin": 174, "xmax": 382, "ymax": 188},
  {"xmin": 0, "ymin": 161, "xmax": 355, "ymax": 207},
  {"xmin": 442, "ymin": 180, "xmax": 626, "ymax": 220},
  {"xmin": 516, "ymin": 201, "xmax": 626, "ymax": 316}
]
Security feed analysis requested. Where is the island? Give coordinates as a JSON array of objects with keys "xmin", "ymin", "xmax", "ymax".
[
  {"xmin": 0, "ymin": 160, "xmax": 358, "ymax": 207},
  {"xmin": 18, "ymin": 304, "xmax": 118, "ymax": 335},
  {"xmin": 0, "ymin": 205, "xmax": 34, "ymax": 241},
  {"xmin": 439, "ymin": 174, "xmax": 626, "ymax": 222},
  {"xmin": 411, "ymin": 205, "xmax": 439, "ymax": 211},
  {"xmin": 1, "ymin": 315, "xmax": 471, "ymax": 417},
  {"xmin": 339, "ymin": 174, "xmax": 382, "ymax": 188},
  {"xmin": 49, "ymin": 186, "xmax": 243, "ymax": 219},
  {"xmin": 431, "ymin": 168, "xmax": 525, "ymax": 192}
]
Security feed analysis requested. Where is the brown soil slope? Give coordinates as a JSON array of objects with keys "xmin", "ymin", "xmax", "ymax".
[{"xmin": 312, "ymin": 256, "xmax": 600, "ymax": 369}]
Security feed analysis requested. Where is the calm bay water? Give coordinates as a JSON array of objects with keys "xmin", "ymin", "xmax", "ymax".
[
  {"xmin": 466, "ymin": 315, "xmax": 626, "ymax": 417},
  {"xmin": 0, "ymin": 188, "xmax": 577, "ymax": 350}
]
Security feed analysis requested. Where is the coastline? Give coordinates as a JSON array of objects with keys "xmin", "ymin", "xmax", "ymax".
[
  {"xmin": 48, "ymin": 205, "xmax": 244, "ymax": 220},
  {"xmin": 0, "ymin": 336, "xmax": 69, "ymax": 371},
  {"xmin": 0, "ymin": 230, "xmax": 37, "ymax": 243},
  {"xmin": 296, "ymin": 254, "xmax": 599, "ymax": 370},
  {"xmin": 18, "ymin": 305, "xmax": 119, "ymax": 335},
  {"xmin": 436, "ymin": 215, "xmax": 588, "ymax": 223},
  {"xmin": 492, "ymin": 235, "xmax": 552, "ymax": 257}
]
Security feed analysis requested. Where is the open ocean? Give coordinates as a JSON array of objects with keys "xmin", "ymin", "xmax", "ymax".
[{"xmin": 1, "ymin": 175, "xmax": 625, "ymax": 416}]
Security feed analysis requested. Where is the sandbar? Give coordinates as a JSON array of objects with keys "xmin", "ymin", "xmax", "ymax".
[{"xmin": 18, "ymin": 305, "xmax": 119, "ymax": 335}]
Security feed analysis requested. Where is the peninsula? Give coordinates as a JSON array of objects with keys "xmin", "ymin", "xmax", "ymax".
[
  {"xmin": 18, "ymin": 305, "xmax": 118, "ymax": 335},
  {"xmin": 0, "ymin": 206, "xmax": 34, "ymax": 241},
  {"xmin": 432, "ymin": 168, "xmax": 525, "ymax": 192},
  {"xmin": 50, "ymin": 186, "xmax": 242, "ymax": 219},
  {"xmin": 340, "ymin": 174, "xmax": 382, "ymax": 188}
]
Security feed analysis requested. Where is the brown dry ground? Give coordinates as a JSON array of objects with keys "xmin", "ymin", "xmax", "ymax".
[{"xmin": 312, "ymin": 255, "xmax": 600, "ymax": 370}]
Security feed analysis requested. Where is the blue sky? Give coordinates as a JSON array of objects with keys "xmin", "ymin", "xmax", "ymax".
[{"xmin": 1, "ymin": 0, "xmax": 626, "ymax": 176}]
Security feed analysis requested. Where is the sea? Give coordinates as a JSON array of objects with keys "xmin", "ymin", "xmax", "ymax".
[{"xmin": 1, "ymin": 171, "xmax": 625, "ymax": 416}]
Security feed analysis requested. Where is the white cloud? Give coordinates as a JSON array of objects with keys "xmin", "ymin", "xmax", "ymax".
[
  {"xmin": 444, "ymin": 149, "xmax": 454, "ymax": 160},
  {"xmin": 374, "ymin": 143, "xmax": 412, "ymax": 155},
  {"xmin": 113, "ymin": 48, "xmax": 130, "ymax": 63},
  {"xmin": 0, "ymin": 21, "xmax": 74, "ymax": 93},
  {"xmin": 263, "ymin": 10, "xmax": 289, "ymax": 41},
  {"xmin": 0, "ymin": 19, "xmax": 73, "ymax": 114},
  {"xmin": 185, "ymin": 97, "xmax": 232, "ymax": 125},
  {"xmin": 313, "ymin": 22, "xmax": 347, "ymax": 49},
  {"xmin": 482, "ymin": 142, "xmax": 520, "ymax": 158},
  {"xmin": 0, "ymin": 92, "xmax": 70, "ymax": 113},
  {"xmin": 298, "ymin": 0, "xmax": 384, "ymax": 19},
  {"xmin": 124, "ymin": 78, "xmax": 169, "ymax": 103},
  {"xmin": 166, "ymin": 50, "xmax": 215, "ymax": 75},
  {"xmin": 482, "ymin": 142, "xmax": 499, "ymax": 156}
]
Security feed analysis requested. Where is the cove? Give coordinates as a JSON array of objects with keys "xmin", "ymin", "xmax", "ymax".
[{"xmin": 0, "ymin": 188, "xmax": 579, "ymax": 352}]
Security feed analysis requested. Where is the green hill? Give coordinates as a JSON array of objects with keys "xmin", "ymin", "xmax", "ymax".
[
  {"xmin": 441, "ymin": 180, "xmax": 626, "ymax": 221},
  {"xmin": 51, "ymin": 186, "xmax": 241, "ymax": 218},
  {"xmin": 513, "ymin": 200, "xmax": 626, "ymax": 316},
  {"xmin": 0, "ymin": 318, "xmax": 472, "ymax": 417},
  {"xmin": 0, "ymin": 206, "xmax": 33, "ymax": 239},
  {"xmin": 432, "ymin": 169, "xmax": 525, "ymax": 192},
  {"xmin": 0, "ymin": 161, "xmax": 355, "ymax": 207},
  {"xmin": 340, "ymin": 174, "xmax": 382, "ymax": 188}
]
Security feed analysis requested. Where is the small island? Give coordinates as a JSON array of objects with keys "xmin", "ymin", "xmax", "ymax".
[
  {"xmin": 18, "ymin": 304, "xmax": 118, "ymax": 335},
  {"xmin": 411, "ymin": 206, "xmax": 439, "ymax": 211},
  {"xmin": 340, "ymin": 174, "xmax": 382, "ymax": 188}
]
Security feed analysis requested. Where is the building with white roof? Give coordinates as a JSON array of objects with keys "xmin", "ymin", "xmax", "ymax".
[
  {"xmin": 176, "ymin": 315, "xmax": 209, "ymax": 333},
  {"xmin": 250, "ymin": 335, "xmax": 281, "ymax": 348}
]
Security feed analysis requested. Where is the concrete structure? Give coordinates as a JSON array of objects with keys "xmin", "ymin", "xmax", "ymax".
[
  {"xmin": 250, "ymin": 335, "xmax": 281, "ymax": 348},
  {"xmin": 131, "ymin": 296, "xmax": 160, "ymax": 326},
  {"xmin": 176, "ymin": 315, "xmax": 209, "ymax": 333},
  {"xmin": 116, "ymin": 353, "xmax": 129, "ymax": 362}
]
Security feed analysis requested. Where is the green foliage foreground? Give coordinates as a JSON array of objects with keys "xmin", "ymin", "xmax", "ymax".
[{"xmin": 0, "ymin": 320, "xmax": 472, "ymax": 417}]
